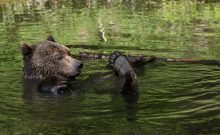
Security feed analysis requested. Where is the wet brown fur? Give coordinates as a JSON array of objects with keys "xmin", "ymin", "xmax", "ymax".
[{"xmin": 21, "ymin": 37, "xmax": 81, "ymax": 79}]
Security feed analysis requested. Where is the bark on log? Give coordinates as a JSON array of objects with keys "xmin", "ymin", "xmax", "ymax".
[
  {"xmin": 75, "ymin": 51, "xmax": 156, "ymax": 65},
  {"xmin": 75, "ymin": 51, "xmax": 220, "ymax": 66}
]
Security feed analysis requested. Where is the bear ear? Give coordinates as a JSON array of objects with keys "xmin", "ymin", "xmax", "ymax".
[
  {"xmin": 47, "ymin": 35, "xmax": 56, "ymax": 42},
  {"xmin": 21, "ymin": 44, "xmax": 32, "ymax": 55},
  {"xmin": 21, "ymin": 44, "xmax": 33, "ymax": 62}
]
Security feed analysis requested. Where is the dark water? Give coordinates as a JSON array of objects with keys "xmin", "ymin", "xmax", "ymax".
[{"xmin": 0, "ymin": 0, "xmax": 220, "ymax": 135}]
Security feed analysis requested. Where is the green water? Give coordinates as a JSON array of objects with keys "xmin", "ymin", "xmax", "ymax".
[{"xmin": 0, "ymin": 0, "xmax": 220, "ymax": 135}]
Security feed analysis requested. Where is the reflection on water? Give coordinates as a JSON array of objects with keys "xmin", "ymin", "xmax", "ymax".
[{"xmin": 0, "ymin": 0, "xmax": 220, "ymax": 135}]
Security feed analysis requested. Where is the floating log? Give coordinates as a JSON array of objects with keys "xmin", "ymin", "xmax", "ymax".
[
  {"xmin": 74, "ymin": 51, "xmax": 156, "ymax": 65},
  {"xmin": 74, "ymin": 51, "xmax": 220, "ymax": 66}
]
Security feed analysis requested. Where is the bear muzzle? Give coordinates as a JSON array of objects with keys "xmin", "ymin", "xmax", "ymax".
[
  {"xmin": 76, "ymin": 62, "xmax": 84, "ymax": 72},
  {"xmin": 66, "ymin": 61, "xmax": 83, "ymax": 80}
]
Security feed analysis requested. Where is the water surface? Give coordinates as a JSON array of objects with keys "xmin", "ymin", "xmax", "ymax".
[{"xmin": 0, "ymin": 0, "xmax": 220, "ymax": 135}]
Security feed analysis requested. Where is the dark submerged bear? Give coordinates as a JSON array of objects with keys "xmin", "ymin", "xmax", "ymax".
[{"xmin": 21, "ymin": 36, "xmax": 138, "ymax": 96}]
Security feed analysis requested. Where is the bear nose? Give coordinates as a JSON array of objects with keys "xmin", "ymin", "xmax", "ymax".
[{"xmin": 76, "ymin": 62, "xmax": 84, "ymax": 71}]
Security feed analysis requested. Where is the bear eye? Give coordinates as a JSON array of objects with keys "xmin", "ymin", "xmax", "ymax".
[
  {"xmin": 56, "ymin": 54, "xmax": 64, "ymax": 60},
  {"xmin": 67, "ymin": 51, "xmax": 71, "ymax": 56}
]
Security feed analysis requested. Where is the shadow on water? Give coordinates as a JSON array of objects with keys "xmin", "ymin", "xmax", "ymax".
[{"xmin": 0, "ymin": 0, "xmax": 220, "ymax": 135}]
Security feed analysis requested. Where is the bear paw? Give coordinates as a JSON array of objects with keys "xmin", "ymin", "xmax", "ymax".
[
  {"xmin": 109, "ymin": 52, "xmax": 135, "ymax": 77},
  {"xmin": 51, "ymin": 84, "xmax": 71, "ymax": 96},
  {"xmin": 108, "ymin": 51, "xmax": 122, "ymax": 68},
  {"xmin": 37, "ymin": 79, "xmax": 71, "ymax": 96}
]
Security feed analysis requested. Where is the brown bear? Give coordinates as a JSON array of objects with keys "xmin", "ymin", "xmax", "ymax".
[
  {"xmin": 21, "ymin": 36, "xmax": 138, "ymax": 96},
  {"xmin": 21, "ymin": 35, "xmax": 83, "ymax": 95}
]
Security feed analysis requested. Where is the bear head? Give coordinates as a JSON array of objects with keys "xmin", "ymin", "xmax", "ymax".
[{"xmin": 21, "ymin": 35, "xmax": 83, "ymax": 80}]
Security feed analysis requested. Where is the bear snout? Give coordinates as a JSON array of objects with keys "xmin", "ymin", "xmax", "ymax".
[{"xmin": 76, "ymin": 62, "xmax": 84, "ymax": 72}]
